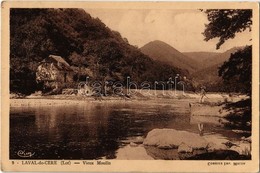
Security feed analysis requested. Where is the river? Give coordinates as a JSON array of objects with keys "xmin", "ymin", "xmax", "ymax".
[{"xmin": 10, "ymin": 99, "xmax": 245, "ymax": 160}]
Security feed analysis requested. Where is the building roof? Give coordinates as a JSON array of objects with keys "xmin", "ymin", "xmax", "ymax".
[
  {"xmin": 49, "ymin": 55, "xmax": 70, "ymax": 66},
  {"xmin": 42, "ymin": 55, "xmax": 73, "ymax": 71}
]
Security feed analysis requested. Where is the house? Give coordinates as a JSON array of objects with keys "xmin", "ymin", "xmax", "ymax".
[{"xmin": 36, "ymin": 55, "xmax": 74, "ymax": 92}]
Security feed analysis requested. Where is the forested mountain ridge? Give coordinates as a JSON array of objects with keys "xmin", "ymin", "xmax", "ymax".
[
  {"xmin": 183, "ymin": 52, "xmax": 221, "ymax": 69},
  {"xmin": 10, "ymin": 8, "xmax": 188, "ymax": 94},
  {"xmin": 140, "ymin": 40, "xmax": 198, "ymax": 73},
  {"xmin": 190, "ymin": 47, "xmax": 246, "ymax": 91},
  {"xmin": 140, "ymin": 39, "xmax": 246, "ymax": 92}
]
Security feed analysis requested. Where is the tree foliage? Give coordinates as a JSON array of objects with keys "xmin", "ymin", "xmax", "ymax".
[
  {"xmin": 10, "ymin": 8, "xmax": 187, "ymax": 94},
  {"xmin": 203, "ymin": 9, "xmax": 252, "ymax": 130},
  {"xmin": 219, "ymin": 46, "xmax": 252, "ymax": 94},
  {"xmin": 203, "ymin": 9, "xmax": 252, "ymax": 94},
  {"xmin": 203, "ymin": 10, "xmax": 252, "ymax": 49}
]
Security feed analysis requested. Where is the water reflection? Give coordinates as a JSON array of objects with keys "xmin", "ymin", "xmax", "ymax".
[{"xmin": 10, "ymin": 101, "xmax": 240, "ymax": 160}]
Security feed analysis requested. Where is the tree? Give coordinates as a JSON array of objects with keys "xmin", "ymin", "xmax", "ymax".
[
  {"xmin": 203, "ymin": 9, "xmax": 252, "ymax": 130},
  {"xmin": 203, "ymin": 10, "xmax": 252, "ymax": 49},
  {"xmin": 203, "ymin": 9, "xmax": 252, "ymax": 94},
  {"xmin": 219, "ymin": 45, "xmax": 252, "ymax": 94}
]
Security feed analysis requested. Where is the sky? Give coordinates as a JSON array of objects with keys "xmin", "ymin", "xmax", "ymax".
[{"xmin": 85, "ymin": 9, "xmax": 251, "ymax": 53}]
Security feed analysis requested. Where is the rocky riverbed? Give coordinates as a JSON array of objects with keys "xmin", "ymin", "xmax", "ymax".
[{"xmin": 115, "ymin": 129, "xmax": 251, "ymax": 160}]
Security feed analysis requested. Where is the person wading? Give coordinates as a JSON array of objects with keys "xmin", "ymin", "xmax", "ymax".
[
  {"xmin": 199, "ymin": 86, "xmax": 207, "ymax": 103},
  {"xmin": 198, "ymin": 86, "xmax": 207, "ymax": 136}
]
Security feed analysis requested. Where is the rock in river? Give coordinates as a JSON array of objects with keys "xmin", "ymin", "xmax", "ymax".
[
  {"xmin": 207, "ymin": 142, "xmax": 227, "ymax": 152},
  {"xmin": 178, "ymin": 143, "xmax": 193, "ymax": 153},
  {"xmin": 230, "ymin": 142, "xmax": 251, "ymax": 155},
  {"xmin": 143, "ymin": 128, "xmax": 208, "ymax": 149},
  {"xmin": 134, "ymin": 136, "xmax": 144, "ymax": 144}
]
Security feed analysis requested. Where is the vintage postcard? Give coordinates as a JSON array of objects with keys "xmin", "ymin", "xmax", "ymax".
[{"xmin": 1, "ymin": 1, "xmax": 259, "ymax": 172}]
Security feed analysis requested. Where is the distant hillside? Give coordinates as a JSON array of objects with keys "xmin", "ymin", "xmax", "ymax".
[
  {"xmin": 10, "ymin": 9, "xmax": 186, "ymax": 94},
  {"xmin": 191, "ymin": 47, "xmax": 244, "ymax": 91},
  {"xmin": 140, "ymin": 40, "xmax": 198, "ymax": 73},
  {"xmin": 183, "ymin": 52, "xmax": 221, "ymax": 69},
  {"xmin": 192, "ymin": 64, "xmax": 222, "ymax": 88},
  {"xmin": 203, "ymin": 47, "xmax": 243, "ymax": 68},
  {"xmin": 184, "ymin": 47, "xmax": 242, "ymax": 70}
]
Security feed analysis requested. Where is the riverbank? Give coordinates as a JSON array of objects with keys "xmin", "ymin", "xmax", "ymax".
[{"xmin": 10, "ymin": 90, "xmax": 248, "ymax": 107}]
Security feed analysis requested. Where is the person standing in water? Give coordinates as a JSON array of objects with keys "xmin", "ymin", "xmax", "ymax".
[
  {"xmin": 198, "ymin": 86, "xmax": 207, "ymax": 135},
  {"xmin": 199, "ymin": 86, "xmax": 207, "ymax": 103},
  {"xmin": 198, "ymin": 123, "xmax": 204, "ymax": 136}
]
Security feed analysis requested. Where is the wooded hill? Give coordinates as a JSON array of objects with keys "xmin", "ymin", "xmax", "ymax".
[
  {"xmin": 189, "ymin": 47, "xmax": 244, "ymax": 91},
  {"xmin": 10, "ymin": 8, "xmax": 247, "ymax": 94},
  {"xmin": 10, "ymin": 8, "xmax": 189, "ymax": 94},
  {"xmin": 141, "ymin": 40, "xmax": 245, "ymax": 92},
  {"xmin": 183, "ymin": 52, "xmax": 221, "ymax": 70},
  {"xmin": 140, "ymin": 40, "xmax": 198, "ymax": 73}
]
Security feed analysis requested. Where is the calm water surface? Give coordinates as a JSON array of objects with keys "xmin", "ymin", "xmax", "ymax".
[{"xmin": 10, "ymin": 99, "xmax": 243, "ymax": 159}]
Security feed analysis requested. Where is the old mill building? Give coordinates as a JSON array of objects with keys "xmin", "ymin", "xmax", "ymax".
[{"xmin": 36, "ymin": 55, "xmax": 74, "ymax": 91}]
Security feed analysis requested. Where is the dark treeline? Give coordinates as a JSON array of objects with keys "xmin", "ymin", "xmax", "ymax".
[{"xmin": 10, "ymin": 8, "xmax": 191, "ymax": 94}]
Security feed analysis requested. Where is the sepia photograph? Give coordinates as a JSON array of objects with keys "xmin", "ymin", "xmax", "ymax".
[{"xmin": 1, "ymin": 1, "xmax": 259, "ymax": 172}]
